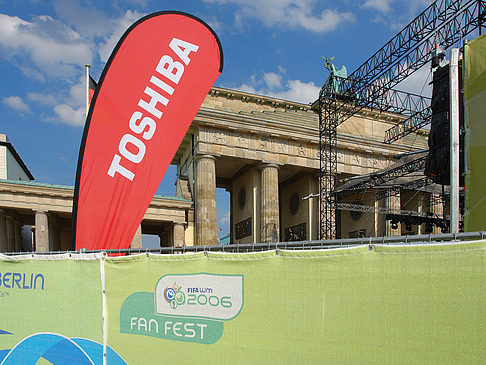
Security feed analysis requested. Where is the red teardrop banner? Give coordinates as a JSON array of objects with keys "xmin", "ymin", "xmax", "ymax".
[{"xmin": 72, "ymin": 12, "xmax": 223, "ymax": 250}]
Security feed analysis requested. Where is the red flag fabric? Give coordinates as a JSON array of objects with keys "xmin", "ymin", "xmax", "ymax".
[
  {"xmin": 88, "ymin": 75, "xmax": 97, "ymax": 107},
  {"xmin": 72, "ymin": 11, "xmax": 223, "ymax": 250}
]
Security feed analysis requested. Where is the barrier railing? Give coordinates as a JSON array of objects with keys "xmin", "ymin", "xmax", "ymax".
[{"xmin": 2, "ymin": 231, "xmax": 485, "ymax": 256}]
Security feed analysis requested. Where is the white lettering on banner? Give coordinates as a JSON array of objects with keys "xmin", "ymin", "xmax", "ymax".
[
  {"xmin": 130, "ymin": 317, "xmax": 159, "ymax": 334},
  {"xmin": 170, "ymin": 38, "xmax": 199, "ymax": 65},
  {"xmin": 156, "ymin": 55, "xmax": 184, "ymax": 84},
  {"xmin": 119, "ymin": 134, "xmax": 146, "ymax": 163},
  {"xmin": 107, "ymin": 38, "xmax": 199, "ymax": 180},
  {"xmin": 128, "ymin": 111, "xmax": 156, "ymax": 141},
  {"xmin": 138, "ymin": 87, "xmax": 168, "ymax": 119},
  {"xmin": 108, "ymin": 155, "xmax": 135, "ymax": 181},
  {"xmin": 164, "ymin": 321, "xmax": 207, "ymax": 339},
  {"xmin": 149, "ymin": 76, "xmax": 174, "ymax": 96}
]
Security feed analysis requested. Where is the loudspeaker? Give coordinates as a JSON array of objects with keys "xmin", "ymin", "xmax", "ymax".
[{"xmin": 424, "ymin": 63, "xmax": 464, "ymax": 186}]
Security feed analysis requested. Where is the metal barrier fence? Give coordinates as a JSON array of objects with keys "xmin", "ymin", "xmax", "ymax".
[{"xmin": 1, "ymin": 231, "xmax": 485, "ymax": 256}]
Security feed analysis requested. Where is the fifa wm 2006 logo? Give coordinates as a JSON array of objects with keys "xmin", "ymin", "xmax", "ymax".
[
  {"xmin": 163, "ymin": 282, "xmax": 185, "ymax": 309},
  {"xmin": 162, "ymin": 280, "xmax": 233, "ymax": 311},
  {"xmin": 156, "ymin": 274, "xmax": 242, "ymax": 320}
]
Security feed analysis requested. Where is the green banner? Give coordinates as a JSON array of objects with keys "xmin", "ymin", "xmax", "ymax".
[
  {"xmin": 105, "ymin": 242, "xmax": 486, "ymax": 364},
  {"xmin": 0, "ymin": 254, "xmax": 111, "ymax": 364},
  {"xmin": 1, "ymin": 243, "xmax": 485, "ymax": 364},
  {"xmin": 464, "ymin": 33, "xmax": 486, "ymax": 231}
]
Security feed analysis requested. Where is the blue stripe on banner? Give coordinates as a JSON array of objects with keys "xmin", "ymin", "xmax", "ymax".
[
  {"xmin": 0, "ymin": 333, "xmax": 127, "ymax": 365},
  {"xmin": 0, "ymin": 350, "xmax": 10, "ymax": 363}
]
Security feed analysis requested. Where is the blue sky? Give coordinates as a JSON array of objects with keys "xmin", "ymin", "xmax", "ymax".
[{"xmin": 0, "ymin": 0, "xmax": 437, "ymax": 240}]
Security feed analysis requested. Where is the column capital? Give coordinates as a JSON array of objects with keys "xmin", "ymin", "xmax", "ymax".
[
  {"xmin": 258, "ymin": 162, "xmax": 280, "ymax": 171},
  {"xmin": 194, "ymin": 154, "xmax": 217, "ymax": 163}
]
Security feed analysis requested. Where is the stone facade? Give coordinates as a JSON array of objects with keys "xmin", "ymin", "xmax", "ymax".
[
  {"xmin": 0, "ymin": 180, "xmax": 193, "ymax": 252},
  {"xmin": 173, "ymin": 86, "xmax": 429, "ymax": 245},
  {"xmin": 0, "ymin": 86, "xmax": 433, "ymax": 252}
]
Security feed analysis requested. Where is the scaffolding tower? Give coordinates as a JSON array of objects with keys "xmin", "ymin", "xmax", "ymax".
[{"xmin": 319, "ymin": 0, "xmax": 486, "ymax": 239}]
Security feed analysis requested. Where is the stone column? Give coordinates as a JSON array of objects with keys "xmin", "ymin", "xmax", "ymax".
[
  {"xmin": 48, "ymin": 215, "xmax": 61, "ymax": 251},
  {"xmin": 416, "ymin": 192, "xmax": 426, "ymax": 235},
  {"xmin": 35, "ymin": 210, "xmax": 49, "ymax": 252},
  {"xmin": 195, "ymin": 155, "xmax": 217, "ymax": 245},
  {"xmin": 307, "ymin": 189, "xmax": 314, "ymax": 241},
  {"xmin": 130, "ymin": 224, "xmax": 143, "ymax": 250},
  {"xmin": 386, "ymin": 190, "xmax": 401, "ymax": 236},
  {"xmin": 227, "ymin": 187, "xmax": 233, "ymax": 244},
  {"xmin": 14, "ymin": 221, "xmax": 22, "ymax": 252},
  {"xmin": 60, "ymin": 228, "xmax": 71, "ymax": 251},
  {"xmin": 430, "ymin": 193, "xmax": 444, "ymax": 234},
  {"xmin": 159, "ymin": 231, "xmax": 169, "ymax": 247},
  {"xmin": 173, "ymin": 223, "xmax": 185, "ymax": 247},
  {"xmin": 6, "ymin": 217, "xmax": 15, "ymax": 252},
  {"xmin": 0, "ymin": 210, "xmax": 7, "ymax": 252},
  {"xmin": 260, "ymin": 163, "xmax": 280, "ymax": 242},
  {"xmin": 374, "ymin": 196, "xmax": 380, "ymax": 237}
]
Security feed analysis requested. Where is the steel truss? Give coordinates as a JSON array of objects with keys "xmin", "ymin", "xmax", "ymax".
[
  {"xmin": 319, "ymin": 95, "xmax": 338, "ymax": 239},
  {"xmin": 335, "ymin": 0, "xmax": 486, "ymax": 114},
  {"xmin": 336, "ymin": 155, "xmax": 427, "ymax": 200},
  {"xmin": 386, "ymin": 213, "xmax": 448, "ymax": 233},
  {"xmin": 319, "ymin": 0, "xmax": 486, "ymax": 239},
  {"xmin": 326, "ymin": 76, "xmax": 433, "ymax": 144},
  {"xmin": 337, "ymin": 203, "xmax": 449, "ymax": 234},
  {"xmin": 373, "ymin": 177, "xmax": 433, "ymax": 200},
  {"xmin": 383, "ymin": 109, "xmax": 432, "ymax": 143},
  {"xmin": 337, "ymin": 202, "xmax": 432, "ymax": 217}
]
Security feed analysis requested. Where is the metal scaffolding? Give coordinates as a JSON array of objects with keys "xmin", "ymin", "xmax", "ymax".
[
  {"xmin": 335, "ymin": 154, "xmax": 427, "ymax": 200},
  {"xmin": 318, "ymin": 0, "xmax": 486, "ymax": 239}
]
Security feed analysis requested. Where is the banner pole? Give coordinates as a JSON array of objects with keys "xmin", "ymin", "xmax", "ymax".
[
  {"xmin": 449, "ymin": 48, "xmax": 460, "ymax": 233},
  {"xmin": 100, "ymin": 254, "xmax": 107, "ymax": 365},
  {"xmin": 85, "ymin": 64, "xmax": 90, "ymax": 118}
]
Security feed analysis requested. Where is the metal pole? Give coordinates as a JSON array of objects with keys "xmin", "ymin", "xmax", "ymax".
[
  {"xmin": 479, "ymin": 0, "xmax": 483, "ymax": 36},
  {"xmin": 85, "ymin": 64, "xmax": 90, "ymax": 118},
  {"xmin": 449, "ymin": 48, "xmax": 460, "ymax": 233}
]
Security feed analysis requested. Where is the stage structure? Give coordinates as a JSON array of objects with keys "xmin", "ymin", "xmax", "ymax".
[{"xmin": 319, "ymin": 0, "xmax": 486, "ymax": 239}]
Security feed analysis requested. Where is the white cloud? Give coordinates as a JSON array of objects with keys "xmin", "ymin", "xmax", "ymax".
[
  {"xmin": 97, "ymin": 10, "xmax": 144, "ymax": 62},
  {"xmin": 277, "ymin": 65, "xmax": 287, "ymax": 75},
  {"xmin": 52, "ymin": 104, "xmax": 85, "ymax": 126},
  {"xmin": 2, "ymin": 96, "xmax": 32, "ymax": 114},
  {"xmin": 204, "ymin": 0, "xmax": 354, "ymax": 33},
  {"xmin": 0, "ymin": 8, "xmax": 146, "ymax": 126},
  {"xmin": 220, "ymin": 212, "xmax": 230, "ymax": 225},
  {"xmin": 27, "ymin": 91, "xmax": 58, "ymax": 106},
  {"xmin": 204, "ymin": 15, "xmax": 224, "ymax": 33},
  {"xmin": 234, "ymin": 71, "xmax": 320, "ymax": 104},
  {"xmin": 53, "ymin": 0, "xmax": 113, "ymax": 38},
  {"xmin": 395, "ymin": 63, "xmax": 432, "ymax": 97},
  {"xmin": 0, "ymin": 14, "xmax": 93, "ymax": 79},
  {"xmin": 264, "ymin": 72, "xmax": 283, "ymax": 90},
  {"xmin": 364, "ymin": 0, "xmax": 435, "ymax": 30},
  {"xmin": 273, "ymin": 79, "xmax": 320, "ymax": 103},
  {"xmin": 28, "ymin": 76, "xmax": 87, "ymax": 126},
  {"xmin": 363, "ymin": 0, "xmax": 393, "ymax": 13}
]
